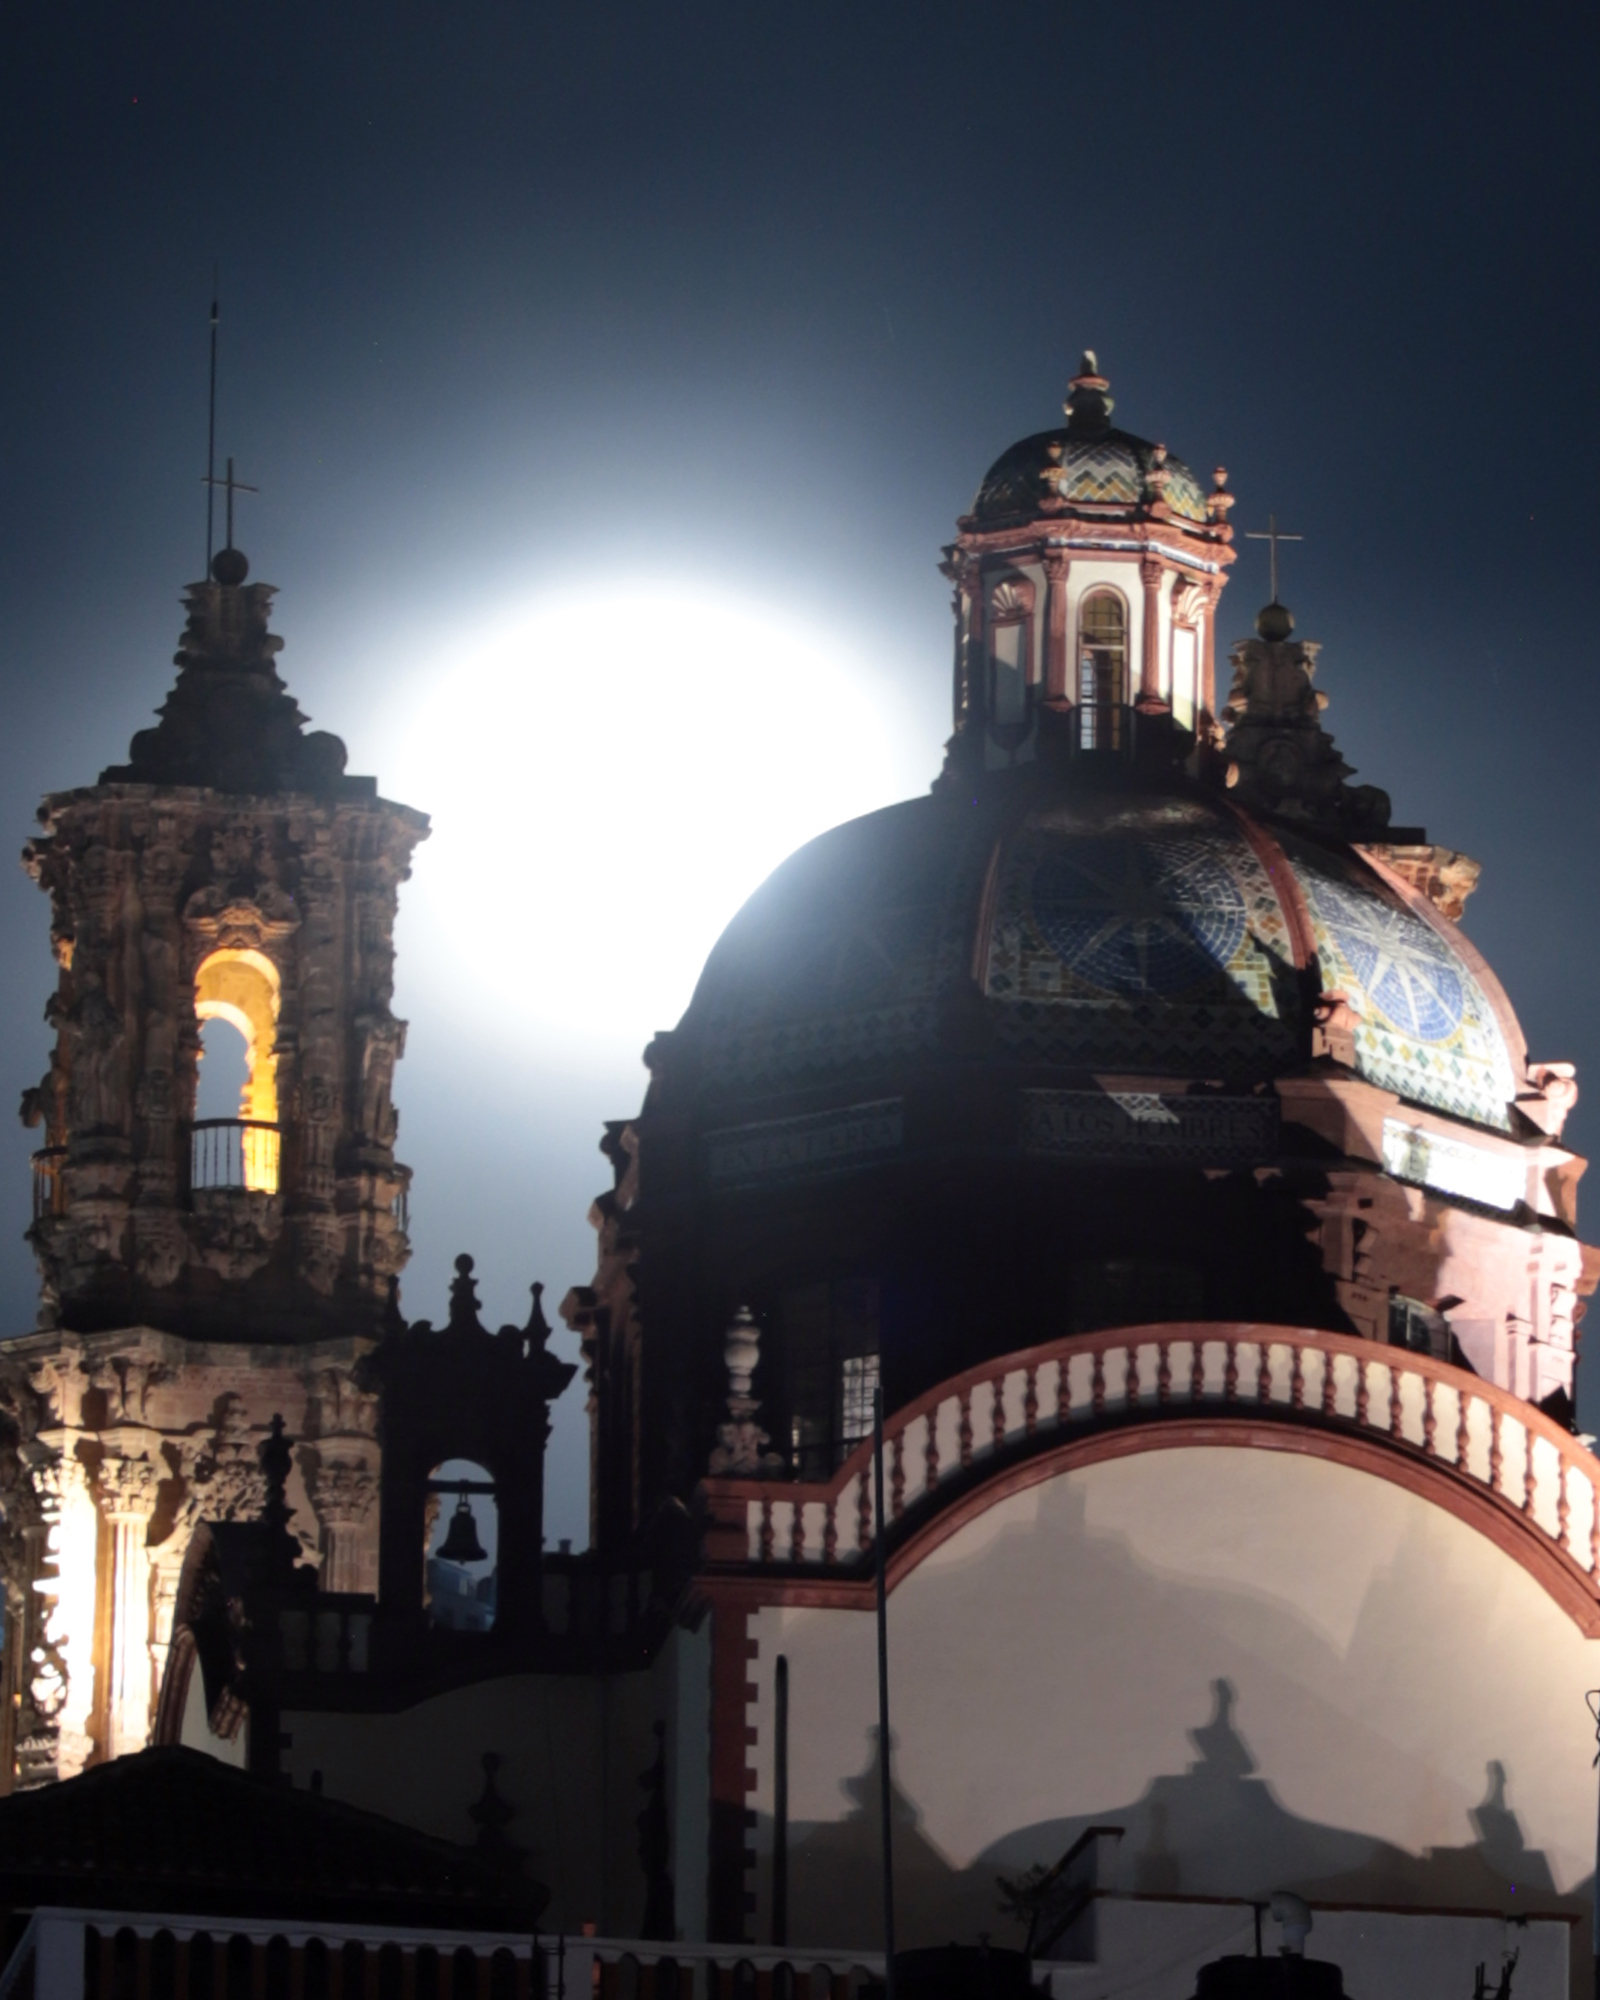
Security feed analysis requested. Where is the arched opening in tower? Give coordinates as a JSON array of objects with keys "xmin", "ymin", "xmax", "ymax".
[
  {"xmin": 423, "ymin": 1459, "xmax": 498, "ymax": 1633},
  {"xmin": 193, "ymin": 948, "xmax": 281, "ymax": 1193}
]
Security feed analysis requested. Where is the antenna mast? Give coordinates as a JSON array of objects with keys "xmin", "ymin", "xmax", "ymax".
[{"xmin": 205, "ymin": 274, "xmax": 219, "ymax": 574}]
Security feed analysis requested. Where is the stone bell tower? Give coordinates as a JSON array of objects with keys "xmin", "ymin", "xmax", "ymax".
[
  {"xmin": 21, "ymin": 545, "xmax": 428, "ymax": 1341},
  {"xmin": 0, "ymin": 546, "xmax": 428, "ymax": 1788}
]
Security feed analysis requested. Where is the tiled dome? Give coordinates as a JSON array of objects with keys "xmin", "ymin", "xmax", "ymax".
[
  {"xmin": 966, "ymin": 353, "xmax": 1212, "ymax": 527},
  {"xmin": 971, "ymin": 427, "xmax": 1211, "ymax": 526},
  {"xmin": 673, "ymin": 791, "xmax": 1521, "ymax": 1133}
]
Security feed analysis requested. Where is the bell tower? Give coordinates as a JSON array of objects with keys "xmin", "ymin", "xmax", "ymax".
[
  {"xmin": 0, "ymin": 549, "xmax": 428, "ymax": 1787},
  {"xmin": 21, "ymin": 546, "xmax": 429, "ymax": 1341}
]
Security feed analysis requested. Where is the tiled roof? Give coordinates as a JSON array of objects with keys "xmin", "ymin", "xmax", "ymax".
[
  {"xmin": 0, "ymin": 1748, "xmax": 546, "ymax": 1930},
  {"xmin": 971, "ymin": 427, "xmax": 1210, "ymax": 525}
]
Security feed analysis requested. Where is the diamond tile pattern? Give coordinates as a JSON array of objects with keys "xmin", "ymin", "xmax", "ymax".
[
  {"xmin": 972, "ymin": 428, "xmax": 1210, "ymax": 524},
  {"xmin": 1282, "ymin": 835, "xmax": 1517, "ymax": 1131},
  {"xmin": 681, "ymin": 792, "xmax": 1521, "ymax": 1127},
  {"xmin": 985, "ymin": 798, "xmax": 1300, "ymax": 1072}
]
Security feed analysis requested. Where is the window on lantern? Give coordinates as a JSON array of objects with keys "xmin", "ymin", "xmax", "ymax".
[
  {"xmin": 1076, "ymin": 590, "xmax": 1127, "ymax": 750},
  {"xmin": 192, "ymin": 948, "xmax": 282, "ymax": 1193},
  {"xmin": 781, "ymin": 1276, "xmax": 881, "ymax": 1478},
  {"xmin": 424, "ymin": 1459, "xmax": 498, "ymax": 1632}
]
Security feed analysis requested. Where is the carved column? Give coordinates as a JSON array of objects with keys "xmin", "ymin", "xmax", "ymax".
[
  {"xmin": 1200, "ymin": 578, "xmax": 1223, "ymax": 722},
  {"xmin": 1043, "ymin": 555, "xmax": 1071, "ymax": 703},
  {"xmin": 1138, "ymin": 558, "xmax": 1165, "ymax": 708},
  {"xmin": 100, "ymin": 1449, "xmax": 161, "ymax": 1758},
  {"xmin": 32, "ymin": 1447, "xmax": 99, "ymax": 1780},
  {"xmin": 310, "ymin": 1456, "xmax": 379, "ymax": 1595},
  {"xmin": 968, "ymin": 563, "xmax": 989, "ymax": 732}
]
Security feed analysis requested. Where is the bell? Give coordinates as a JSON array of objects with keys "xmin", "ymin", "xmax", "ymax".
[{"xmin": 438, "ymin": 1488, "xmax": 487, "ymax": 1565}]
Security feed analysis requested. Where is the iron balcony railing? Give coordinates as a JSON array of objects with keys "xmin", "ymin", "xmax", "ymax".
[{"xmin": 189, "ymin": 1118, "xmax": 281, "ymax": 1195}]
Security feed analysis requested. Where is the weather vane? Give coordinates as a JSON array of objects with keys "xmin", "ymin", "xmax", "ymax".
[{"xmin": 1245, "ymin": 512, "xmax": 1303, "ymax": 606}]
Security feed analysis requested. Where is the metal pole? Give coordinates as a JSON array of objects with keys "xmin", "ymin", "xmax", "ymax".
[
  {"xmin": 773, "ymin": 1655, "xmax": 789, "ymax": 1947},
  {"xmin": 205, "ymin": 279, "xmax": 219, "ymax": 574},
  {"xmin": 873, "ymin": 1384, "xmax": 897, "ymax": 2000},
  {"xmin": 1586, "ymin": 1690, "xmax": 1600, "ymax": 2000}
]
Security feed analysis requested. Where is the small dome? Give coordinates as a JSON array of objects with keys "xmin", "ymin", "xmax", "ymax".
[
  {"xmin": 971, "ymin": 427, "xmax": 1211, "ymax": 526},
  {"xmin": 673, "ymin": 791, "xmax": 1520, "ymax": 1133}
]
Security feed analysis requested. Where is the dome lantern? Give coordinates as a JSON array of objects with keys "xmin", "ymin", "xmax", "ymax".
[{"xmin": 941, "ymin": 352, "xmax": 1236, "ymax": 788}]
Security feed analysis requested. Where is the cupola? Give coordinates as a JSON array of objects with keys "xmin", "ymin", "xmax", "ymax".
[{"xmin": 941, "ymin": 352, "xmax": 1236, "ymax": 782}]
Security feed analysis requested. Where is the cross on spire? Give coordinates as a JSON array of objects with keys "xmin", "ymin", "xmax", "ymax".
[
  {"xmin": 1245, "ymin": 512, "xmax": 1303, "ymax": 606},
  {"xmin": 200, "ymin": 455, "xmax": 258, "ymax": 555}
]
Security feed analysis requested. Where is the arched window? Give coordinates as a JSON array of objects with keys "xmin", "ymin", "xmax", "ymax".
[
  {"xmin": 1076, "ymin": 590, "xmax": 1127, "ymax": 750},
  {"xmin": 424, "ymin": 1459, "xmax": 498, "ymax": 1631},
  {"xmin": 193, "ymin": 948, "xmax": 281, "ymax": 1192}
]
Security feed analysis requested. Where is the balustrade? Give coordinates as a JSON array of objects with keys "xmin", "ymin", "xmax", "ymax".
[
  {"xmin": 0, "ymin": 1915, "xmax": 888, "ymax": 2000},
  {"xmin": 719, "ymin": 1326, "xmax": 1600, "ymax": 1601}
]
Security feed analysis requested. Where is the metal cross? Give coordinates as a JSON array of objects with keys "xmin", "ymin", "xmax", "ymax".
[
  {"xmin": 200, "ymin": 455, "xmax": 258, "ymax": 554},
  {"xmin": 1245, "ymin": 512, "xmax": 1303, "ymax": 605}
]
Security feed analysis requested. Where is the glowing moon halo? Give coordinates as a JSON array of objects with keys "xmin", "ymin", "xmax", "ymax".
[{"xmin": 388, "ymin": 583, "xmax": 910, "ymax": 1053}]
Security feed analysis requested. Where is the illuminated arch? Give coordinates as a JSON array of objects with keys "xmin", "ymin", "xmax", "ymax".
[{"xmin": 194, "ymin": 948, "xmax": 281, "ymax": 1191}]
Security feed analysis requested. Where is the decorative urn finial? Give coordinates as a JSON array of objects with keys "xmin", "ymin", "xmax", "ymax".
[
  {"xmin": 1064, "ymin": 350, "xmax": 1114, "ymax": 436},
  {"xmin": 708, "ymin": 1305, "xmax": 783, "ymax": 1476}
]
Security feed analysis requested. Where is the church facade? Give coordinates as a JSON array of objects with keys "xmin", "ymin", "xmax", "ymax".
[{"xmin": 1, "ymin": 359, "xmax": 1597, "ymax": 1994}]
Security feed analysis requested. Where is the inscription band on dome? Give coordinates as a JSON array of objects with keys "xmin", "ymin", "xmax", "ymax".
[
  {"xmin": 1022, "ymin": 1090, "xmax": 1279, "ymax": 1165},
  {"xmin": 706, "ymin": 1099, "xmax": 905, "ymax": 1191}
]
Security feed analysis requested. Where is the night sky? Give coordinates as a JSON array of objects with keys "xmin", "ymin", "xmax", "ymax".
[{"xmin": 2, "ymin": 3, "xmax": 1597, "ymax": 1534}]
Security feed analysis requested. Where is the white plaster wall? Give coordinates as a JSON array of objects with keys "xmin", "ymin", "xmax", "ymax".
[
  {"xmin": 747, "ymin": 1447, "xmax": 1600, "ymax": 1954},
  {"xmin": 1171, "ymin": 624, "xmax": 1198, "ymax": 733}
]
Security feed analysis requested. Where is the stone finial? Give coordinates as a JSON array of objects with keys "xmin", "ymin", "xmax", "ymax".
[
  {"xmin": 97, "ymin": 567, "xmax": 351, "ymax": 794},
  {"xmin": 1207, "ymin": 466, "xmax": 1236, "ymax": 523},
  {"xmin": 1220, "ymin": 620, "xmax": 1391, "ymax": 836},
  {"xmin": 256, "ymin": 1413, "xmax": 301, "ymax": 1583},
  {"xmin": 448, "ymin": 1254, "xmax": 488, "ymax": 1335},
  {"xmin": 708, "ymin": 1306, "xmax": 783, "ymax": 1477},
  {"xmin": 1063, "ymin": 351, "xmax": 1114, "ymax": 437}
]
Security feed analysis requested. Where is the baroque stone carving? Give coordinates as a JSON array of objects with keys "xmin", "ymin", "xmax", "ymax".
[
  {"xmin": 1222, "ymin": 607, "xmax": 1390, "ymax": 835},
  {"xmin": 19, "ymin": 551, "xmax": 428, "ymax": 1343},
  {"xmin": 708, "ymin": 1306, "xmax": 783, "ymax": 1477}
]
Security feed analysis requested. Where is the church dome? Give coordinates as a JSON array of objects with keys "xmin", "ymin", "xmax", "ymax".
[
  {"xmin": 971, "ymin": 427, "xmax": 1211, "ymax": 526},
  {"xmin": 965, "ymin": 351, "xmax": 1214, "ymax": 527},
  {"xmin": 670, "ymin": 788, "xmax": 1522, "ymax": 1135}
]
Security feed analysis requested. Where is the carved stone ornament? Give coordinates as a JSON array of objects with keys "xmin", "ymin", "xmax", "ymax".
[
  {"xmin": 1221, "ymin": 611, "xmax": 1391, "ymax": 835},
  {"xmin": 708, "ymin": 1305, "xmax": 783, "ymax": 1477},
  {"xmin": 989, "ymin": 577, "xmax": 1036, "ymax": 621}
]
